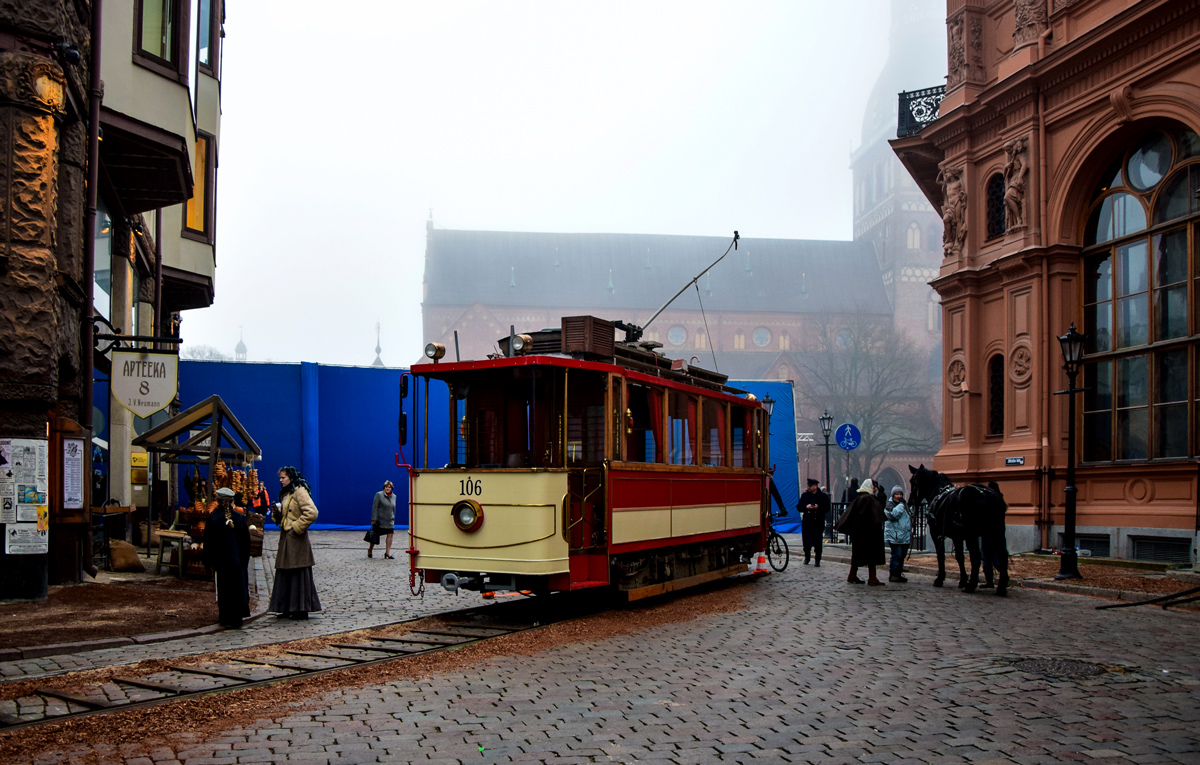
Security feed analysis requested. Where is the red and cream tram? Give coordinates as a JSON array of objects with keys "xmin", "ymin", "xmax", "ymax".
[{"xmin": 400, "ymin": 316, "xmax": 770, "ymax": 600}]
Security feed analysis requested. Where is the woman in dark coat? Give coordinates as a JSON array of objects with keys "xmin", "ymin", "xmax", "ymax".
[
  {"xmin": 203, "ymin": 487, "xmax": 251, "ymax": 628},
  {"xmin": 268, "ymin": 466, "xmax": 323, "ymax": 619},
  {"xmin": 843, "ymin": 478, "xmax": 887, "ymax": 586}
]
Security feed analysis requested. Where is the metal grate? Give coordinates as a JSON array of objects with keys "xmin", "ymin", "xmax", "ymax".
[
  {"xmin": 897, "ymin": 85, "xmax": 946, "ymax": 138},
  {"xmin": 1012, "ymin": 657, "xmax": 1105, "ymax": 679},
  {"xmin": 1131, "ymin": 537, "xmax": 1191, "ymax": 564},
  {"xmin": 1077, "ymin": 535, "xmax": 1111, "ymax": 558}
]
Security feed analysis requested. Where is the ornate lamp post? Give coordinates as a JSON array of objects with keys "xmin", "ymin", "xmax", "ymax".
[
  {"xmin": 819, "ymin": 410, "xmax": 834, "ymax": 539},
  {"xmin": 1056, "ymin": 323, "xmax": 1086, "ymax": 581}
]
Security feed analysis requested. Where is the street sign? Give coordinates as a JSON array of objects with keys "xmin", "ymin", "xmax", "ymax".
[
  {"xmin": 835, "ymin": 423, "xmax": 861, "ymax": 451},
  {"xmin": 797, "ymin": 432, "xmax": 815, "ymax": 443},
  {"xmin": 111, "ymin": 350, "xmax": 178, "ymax": 418}
]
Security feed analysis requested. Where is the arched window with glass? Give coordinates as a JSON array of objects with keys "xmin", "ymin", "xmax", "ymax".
[{"xmin": 1080, "ymin": 125, "xmax": 1199, "ymax": 462}]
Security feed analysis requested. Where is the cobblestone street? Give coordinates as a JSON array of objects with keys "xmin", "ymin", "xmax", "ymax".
[{"xmin": 3, "ymin": 532, "xmax": 1198, "ymax": 763}]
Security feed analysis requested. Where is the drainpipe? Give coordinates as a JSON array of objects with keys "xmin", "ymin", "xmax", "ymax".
[{"xmin": 80, "ymin": 0, "xmax": 103, "ymax": 578}]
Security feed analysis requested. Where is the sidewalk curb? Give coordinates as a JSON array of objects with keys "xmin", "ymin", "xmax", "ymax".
[{"xmin": 7, "ymin": 557, "xmax": 273, "ymax": 662}]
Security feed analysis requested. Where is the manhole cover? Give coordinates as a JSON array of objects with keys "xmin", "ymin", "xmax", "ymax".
[{"xmin": 1012, "ymin": 657, "xmax": 1105, "ymax": 678}]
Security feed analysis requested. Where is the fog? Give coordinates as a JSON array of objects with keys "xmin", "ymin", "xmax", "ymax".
[{"xmin": 184, "ymin": 1, "xmax": 937, "ymax": 367}]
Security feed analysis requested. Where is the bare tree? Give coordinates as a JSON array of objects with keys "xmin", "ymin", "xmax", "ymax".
[
  {"xmin": 798, "ymin": 316, "xmax": 940, "ymax": 488},
  {"xmin": 181, "ymin": 344, "xmax": 232, "ymax": 361}
]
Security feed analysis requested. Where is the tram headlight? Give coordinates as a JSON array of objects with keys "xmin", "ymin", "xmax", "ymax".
[
  {"xmin": 424, "ymin": 342, "xmax": 446, "ymax": 360},
  {"xmin": 451, "ymin": 499, "xmax": 484, "ymax": 532},
  {"xmin": 511, "ymin": 334, "xmax": 533, "ymax": 354}
]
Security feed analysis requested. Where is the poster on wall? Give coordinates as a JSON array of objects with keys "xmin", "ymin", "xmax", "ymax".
[
  {"xmin": 0, "ymin": 438, "xmax": 49, "ymax": 553},
  {"xmin": 63, "ymin": 438, "xmax": 84, "ymax": 510}
]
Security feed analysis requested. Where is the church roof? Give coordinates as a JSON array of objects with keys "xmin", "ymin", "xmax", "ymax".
[{"xmin": 423, "ymin": 229, "xmax": 890, "ymax": 316}]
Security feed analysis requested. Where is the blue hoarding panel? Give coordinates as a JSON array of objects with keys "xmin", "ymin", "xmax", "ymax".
[{"xmin": 733, "ymin": 380, "xmax": 800, "ymax": 534}]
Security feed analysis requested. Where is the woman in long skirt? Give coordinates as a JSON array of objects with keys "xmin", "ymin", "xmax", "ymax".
[
  {"xmin": 844, "ymin": 478, "xmax": 887, "ymax": 586},
  {"xmin": 268, "ymin": 466, "xmax": 322, "ymax": 619},
  {"xmin": 203, "ymin": 487, "xmax": 251, "ymax": 628}
]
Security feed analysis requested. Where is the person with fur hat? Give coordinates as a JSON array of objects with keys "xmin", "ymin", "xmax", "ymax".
[
  {"xmin": 839, "ymin": 478, "xmax": 887, "ymax": 585},
  {"xmin": 884, "ymin": 485, "xmax": 912, "ymax": 583},
  {"xmin": 798, "ymin": 478, "xmax": 830, "ymax": 566},
  {"xmin": 203, "ymin": 487, "xmax": 251, "ymax": 628}
]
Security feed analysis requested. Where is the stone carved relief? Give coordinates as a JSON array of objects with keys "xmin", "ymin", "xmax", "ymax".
[
  {"xmin": 1011, "ymin": 345, "xmax": 1033, "ymax": 383},
  {"xmin": 947, "ymin": 359, "xmax": 967, "ymax": 392},
  {"xmin": 1014, "ymin": 0, "xmax": 1049, "ymax": 47},
  {"xmin": 1003, "ymin": 137, "xmax": 1030, "ymax": 231},
  {"xmin": 1053, "ymin": 0, "xmax": 1084, "ymax": 10},
  {"xmin": 947, "ymin": 15, "xmax": 967, "ymax": 88},
  {"xmin": 0, "ymin": 51, "xmax": 65, "ymax": 116},
  {"xmin": 937, "ymin": 164, "xmax": 968, "ymax": 258},
  {"xmin": 1110, "ymin": 85, "xmax": 1135, "ymax": 124}
]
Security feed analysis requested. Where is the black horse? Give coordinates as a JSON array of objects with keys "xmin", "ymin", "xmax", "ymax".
[{"xmin": 908, "ymin": 464, "xmax": 1009, "ymax": 597}]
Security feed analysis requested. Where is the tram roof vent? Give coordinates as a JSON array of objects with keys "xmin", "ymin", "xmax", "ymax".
[{"xmin": 561, "ymin": 316, "xmax": 616, "ymax": 359}]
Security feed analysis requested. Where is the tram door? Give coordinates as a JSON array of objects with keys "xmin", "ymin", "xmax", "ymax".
[{"xmin": 565, "ymin": 371, "xmax": 606, "ymax": 551}]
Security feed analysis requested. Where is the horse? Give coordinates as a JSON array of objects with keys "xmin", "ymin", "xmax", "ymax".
[{"xmin": 908, "ymin": 464, "xmax": 1009, "ymax": 597}]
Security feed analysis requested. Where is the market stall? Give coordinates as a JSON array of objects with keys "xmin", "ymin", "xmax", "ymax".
[{"xmin": 131, "ymin": 395, "xmax": 264, "ymax": 576}]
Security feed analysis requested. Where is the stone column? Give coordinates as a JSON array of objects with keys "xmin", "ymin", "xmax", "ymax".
[
  {"xmin": 107, "ymin": 224, "xmax": 135, "ymax": 508},
  {"xmin": 0, "ymin": 50, "xmax": 67, "ymax": 601}
]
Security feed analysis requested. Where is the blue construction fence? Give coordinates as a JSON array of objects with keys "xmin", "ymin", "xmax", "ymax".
[{"xmin": 179, "ymin": 362, "xmax": 798, "ymax": 531}]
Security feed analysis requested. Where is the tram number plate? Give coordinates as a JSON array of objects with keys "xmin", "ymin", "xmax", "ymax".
[{"xmin": 459, "ymin": 478, "xmax": 482, "ymax": 496}]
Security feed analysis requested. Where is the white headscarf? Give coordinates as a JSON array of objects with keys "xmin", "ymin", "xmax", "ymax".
[{"xmin": 857, "ymin": 479, "xmax": 876, "ymax": 495}]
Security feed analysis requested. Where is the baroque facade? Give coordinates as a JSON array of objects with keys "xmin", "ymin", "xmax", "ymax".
[
  {"xmin": 0, "ymin": 0, "xmax": 225, "ymax": 598},
  {"xmin": 893, "ymin": 0, "xmax": 1200, "ymax": 562}
]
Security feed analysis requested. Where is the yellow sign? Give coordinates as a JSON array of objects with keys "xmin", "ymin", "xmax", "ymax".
[{"xmin": 131, "ymin": 452, "xmax": 149, "ymax": 468}]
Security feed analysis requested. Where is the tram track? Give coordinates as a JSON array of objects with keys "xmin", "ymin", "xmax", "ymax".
[{"xmin": 0, "ymin": 597, "xmax": 556, "ymax": 734}]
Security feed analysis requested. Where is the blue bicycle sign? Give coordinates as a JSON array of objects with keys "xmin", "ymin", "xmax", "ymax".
[{"xmin": 835, "ymin": 423, "xmax": 861, "ymax": 451}]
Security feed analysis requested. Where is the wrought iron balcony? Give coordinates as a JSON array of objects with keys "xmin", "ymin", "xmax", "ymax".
[{"xmin": 897, "ymin": 85, "xmax": 946, "ymax": 138}]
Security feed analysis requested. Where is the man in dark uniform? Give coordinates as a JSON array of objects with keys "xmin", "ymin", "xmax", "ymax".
[{"xmin": 799, "ymin": 478, "xmax": 831, "ymax": 566}]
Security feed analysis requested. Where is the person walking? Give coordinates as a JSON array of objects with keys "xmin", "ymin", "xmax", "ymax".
[
  {"xmin": 838, "ymin": 478, "xmax": 886, "ymax": 586},
  {"xmin": 884, "ymin": 485, "xmax": 912, "ymax": 583},
  {"xmin": 799, "ymin": 478, "xmax": 830, "ymax": 566},
  {"xmin": 203, "ymin": 487, "xmax": 251, "ymax": 628},
  {"xmin": 268, "ymin": 466, "xmax": 322, "ymax": 620},
  {"xmin": 368, "ymin": 480, "xmax": 397, "ymax": 559}
]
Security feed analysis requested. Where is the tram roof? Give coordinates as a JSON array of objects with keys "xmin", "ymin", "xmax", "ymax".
[{"xmin": 423, "ymin": 229, "xmax": 891, "ymax": 315}]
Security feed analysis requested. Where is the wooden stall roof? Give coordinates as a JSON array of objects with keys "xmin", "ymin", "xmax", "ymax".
[{"xmin": 131, "ymin": 395, "xmax": 262, "ymax": 464}]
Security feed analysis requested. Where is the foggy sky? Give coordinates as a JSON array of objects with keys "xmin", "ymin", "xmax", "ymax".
[{"xmin": 184, "ymin": 1, "xmax": 942, "ymax": 367}]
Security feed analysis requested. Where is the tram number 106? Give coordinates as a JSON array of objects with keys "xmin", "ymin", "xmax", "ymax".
[{"xmin": 459, "ymin": 478, "xmax": 482, "ymax": 496}]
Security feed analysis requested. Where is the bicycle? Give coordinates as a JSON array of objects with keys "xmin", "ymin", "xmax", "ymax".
[{"xmin": 766, "ymin": 509, "xmax": 790, "ymax": 571}]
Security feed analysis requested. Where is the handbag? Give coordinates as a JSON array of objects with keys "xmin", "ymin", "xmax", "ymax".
[{"xmin": 364, "ymin": 527, "xmax": 381, "ymax": 545}]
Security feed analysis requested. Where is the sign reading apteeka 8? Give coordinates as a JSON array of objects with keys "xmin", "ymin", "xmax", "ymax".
[{"xmin": 111, "ymin": 350, "xmax": 178, "ymax": 418}]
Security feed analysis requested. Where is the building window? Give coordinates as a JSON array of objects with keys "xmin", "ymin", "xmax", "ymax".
[
  {"xmin": 694, "ymin": 329, "xmax": 707, "ymax": 349},
  {"xmin": 733, "ymin": 330, "xmax": 745, "ymax": 350},
  {"xmin": 1081, "ymin": 126, "xmax": 1199, "ymax": 462},
  {"xmin": 778, "ymin": 332, "xmax": 790, "ymax": 350},
  {"xmin": 927, "ymin": 292, "xmax": 942, "ymax": 333},
  {"xmin": 185, "ymin": 132, "xmax": 216, "ymax": 240},
  {"xmin": 135, "ymin": 0, "xmax": 190, "ymax": 82},
  {"xmin": 93, "ymin": 200, "xmax": 113, "ymax": 321},
  {"xmin": 667, "ymin": 326, "xmax": 686, "ymax": 346},
  {"xmin": 752, "ymin": 327, "xmax": 771, "ymax": 348},
  {"xmin": 197, "ymin": 0, "xmax": 219, "ymax": 74},
  {"xmin": 987, "ymin": 354, "xmax": 1004, "ymax": 436},
  {"xmin": 986, "ymin": 173, "xmax": 1006, "ymax": 239},
  {"xmin": 907, "ymin": 222, "xmax": 922, "ymax": 250}
]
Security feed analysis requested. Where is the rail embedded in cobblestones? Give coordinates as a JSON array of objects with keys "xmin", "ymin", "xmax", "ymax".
[{"xmin": 0, "ymin": 603, "xmax": 543, "ymax": 734}]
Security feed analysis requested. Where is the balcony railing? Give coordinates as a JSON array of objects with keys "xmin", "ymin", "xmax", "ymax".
[{"xmin": 897, "ymin": 85, "xmax": 946, "ymax": 138}]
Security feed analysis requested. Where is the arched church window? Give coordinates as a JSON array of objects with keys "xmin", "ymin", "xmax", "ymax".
[
  {"xmin": 927, "ymin": 291, "xmax": 941, "ymax": 333},
  {"xmin": 1080, "ymin": 124, "xmax": 1199, "ymax": 462},
  {"xmin": 734, "ymin": 330, "xmax": 745, "ymax": 350},
  {"xmin": 987, "ymin": 354, "xmax": 1004, "ymax": 436},
  {"xmin": 778, "ymin": 332, "xmax": 790, "ymax": 351},
  {"xmin": 985, "ymin": 173, "xmax": 1006, "ymax": 239},
  {"xmin": 907, "ymin": 222, "xmax": 921, "ymax": 250},
  {"xmin": 694, "ymin": 329, "xmax": 707, "ymax": 349}
]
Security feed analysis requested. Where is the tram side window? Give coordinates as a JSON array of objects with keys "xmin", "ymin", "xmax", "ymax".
[
  {"xmin": 701, "ymin": 398, "xmax": 726, "ymax": 466},
  {"xmin": 669, "ymin": 390, "xmax": 698, "ymax": 465},
  {"xmin": 625, "ymin": 383, "xmax": 663, "ymax": 463},
  {"xmin": 567, "ymin": 372, "xmax": 606, "ymax": 464},
  {"xmin": 731, "ymin": 406, "xmax": 754, "ymax": 468}
]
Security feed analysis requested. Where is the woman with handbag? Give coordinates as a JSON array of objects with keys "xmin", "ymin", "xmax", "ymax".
[
  {"xmin": 839, "ymin": 478, "xmax": 887, "ymax": 586},
  {"xmin": 367, "ymin": 480, "xmax": 396, "ymax": 559},
  {"xmin": 268, "ymin": 466, "xmax": 322, "ymax": 619}
]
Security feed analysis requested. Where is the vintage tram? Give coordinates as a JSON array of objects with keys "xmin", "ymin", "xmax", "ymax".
[{"xmin": 400, "ymin": 315, "xmax": 771, "ymax": 600}]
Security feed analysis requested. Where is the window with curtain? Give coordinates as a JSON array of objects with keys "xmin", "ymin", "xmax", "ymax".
[
  {"xmin": 625, "ymin": 383, "xmax": 663, "ymax": 463},
  {"xmin": 1081, "ymin": 126, "xmax": 1199, "ymax": 461},
  {"xmin": 731, "ymin": 406, "xmax": 755, "ymax": 468},
  {"xmin": 668, "ymin": 390, "xmax": 697, "ymax": 465},
  {"xmin": 701, "ymin": 399, "xmax": 726, "ymax": 466}
]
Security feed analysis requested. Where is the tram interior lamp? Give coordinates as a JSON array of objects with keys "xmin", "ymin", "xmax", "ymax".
[
  {"xmin": 1058, "ymin": 323, "xmax": 1085, "ymax": 375},
  {"xmin": 819, "ymin": 410, "xmax": 833, "ymax": 439},
  {"xmin": 424, "ymin": 342, "xmax": 446, "ymax": 361},
  {"xmin": 762, "ymin": 394, "xmax": 774, "ymax": 416}
]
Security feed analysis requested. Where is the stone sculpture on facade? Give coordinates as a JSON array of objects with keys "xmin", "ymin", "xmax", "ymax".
[
  {"xmin": 937, "ymin": 165, "xmax": 968, "ymax": 258},
  {"xmin": 1003, "ymin": 137, "xmax": 1030, "ymax": 231},
  {"xmin": 947, "ymin": 15, "xmax": 966, "ymax": 88},
  {"xmin": 1014, "ymin": 0, "xmax": 1049, "ymax": 47}
]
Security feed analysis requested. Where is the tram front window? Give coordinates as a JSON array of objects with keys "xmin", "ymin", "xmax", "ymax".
[{"xmin": 448, "ymin": 369, "xmax": 562, "ymax": 469}]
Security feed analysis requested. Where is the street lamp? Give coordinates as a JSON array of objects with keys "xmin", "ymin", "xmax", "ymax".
[
  {"xmin": 1056, "ymin": 323, "xmax": 1086, "ymax": 580},
  {"xmin": 762, "ymin": 393, "xmax": 775, "ymax": 417},
  {"xmin": 819, "ymin": 410, "xmax": 834, "ymax": 539}
]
